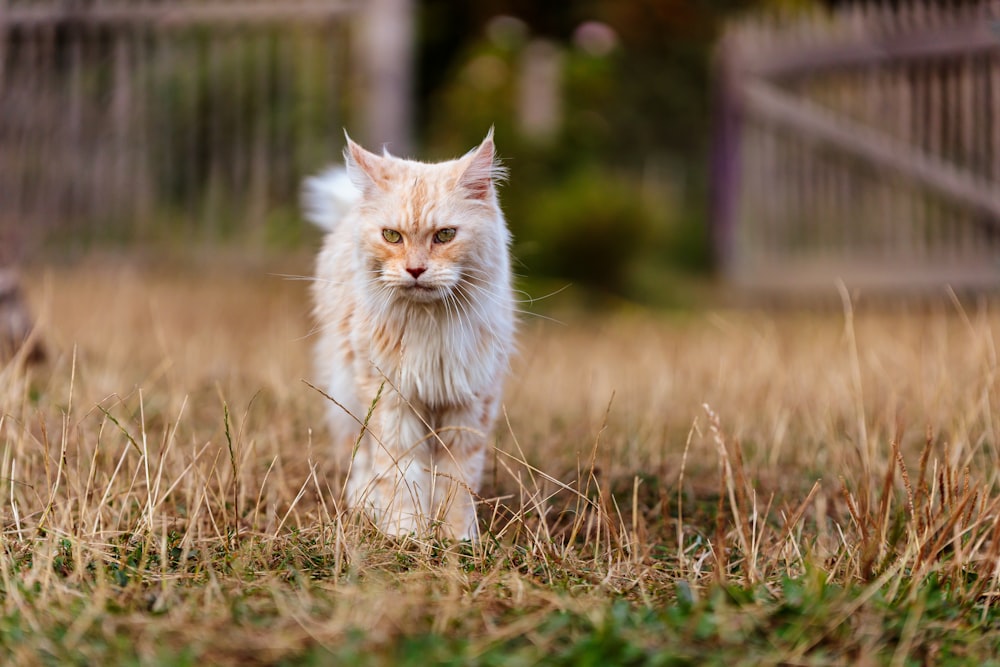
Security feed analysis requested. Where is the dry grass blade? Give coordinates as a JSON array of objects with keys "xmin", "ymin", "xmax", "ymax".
[{"xmin": 2, "ymin": 261, "xmax": 1000, "ymax": 664}]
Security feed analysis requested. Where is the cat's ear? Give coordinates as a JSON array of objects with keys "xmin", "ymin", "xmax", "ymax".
[
  {"xmin": 457, "ymin": 129, "xmax": 505, "ymax": 201},
  {"xmin": 343, "ymin": 133, "xmax": 389, "ymax": 195}
]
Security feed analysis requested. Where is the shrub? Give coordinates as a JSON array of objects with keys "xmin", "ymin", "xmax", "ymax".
[{"xmin": 513, "ymin": 168, "xmax": 655, "ymax": 293}]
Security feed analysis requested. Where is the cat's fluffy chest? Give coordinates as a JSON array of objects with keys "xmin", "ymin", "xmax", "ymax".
[{"xmin": 360, "ymin": 305, "xmax": 501, "ymax": 409}]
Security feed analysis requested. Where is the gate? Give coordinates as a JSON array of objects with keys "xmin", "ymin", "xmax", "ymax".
[{"xmin": 712, "ymin": 3, "xmax": 1000, "ymax": 291}]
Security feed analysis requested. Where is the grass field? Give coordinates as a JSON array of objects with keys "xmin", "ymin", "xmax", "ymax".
[{"xmin": 3, "ymin": 255, "xmax": 1000, "ymax": 665}]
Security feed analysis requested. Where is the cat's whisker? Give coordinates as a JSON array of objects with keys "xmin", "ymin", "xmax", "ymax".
[
  {"xmin": 442, "ymin": 286, "xmax": 467, "ymax": 331},
  {"xmin": 454, "ymin": 278, "xmax": 511, "ymax": 308},
  {"xmin": 462, "ymin": 267, "xmax": 541, "ymax": 304},
  {"xmin": 443, "ymin": 287, "xmax": 473, "ymax": 336},
  {"xmin": 455, "ymin": 283, "xmax": 509, "ymax": 326},
  {"xmin": 372, "ymin": 285, "xmax": 396, "ymax": 322},
  {"xmin": 456, "ymin": 265, "xmax": 491, "ymax": 277},
  {"xmin": 459, "ymin": 272, "xmax": 529, "ymax": 302},
  {"xmin": 511, "ymin": 284, "xmax": 572, "ymax": 305},
  {"xmin": 457, "ymin": 283, "xmax": 495, "ymax": 319},
  {"xmin": 463, "ymin": 295, "xmax": 509, "ymax": 369},
  {"xmin": 510, "ymin": 254, "xmax": 533, "ymax": 272},
  {"xmin": 444, "ymin": 293, "xmax": 468, "ymax": 337},
  {"xmin": 443, "ymin": 288, "xmax": 478, "ymax": 353},
  {"xmin": 269, "ymin": 272, "xmax": 350, "ymax": 286},
  {"xmin": 461, "ymin": 263, "xmax": 530, "ymax": 283},
  {"xmin": 452, "ymin": 284, "xmax": 505, "ymax": 352},
  {"xmin": 292, "ymin": 325, "xmax": 331, "ymax": 342},
  {"xmin": 458, "ymin": 279, "xmax": 564, "ymax": 325},
  {"xmin": 511, "ymin": 310, "xmax": 565, "ymax": 325}
]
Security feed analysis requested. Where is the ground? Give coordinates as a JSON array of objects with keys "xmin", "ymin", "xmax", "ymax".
[{"xmin": 1, "ymin": 253, "xmax": 999, "ymax": 665}]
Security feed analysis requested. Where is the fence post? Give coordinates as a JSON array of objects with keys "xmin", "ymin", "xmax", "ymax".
[
  {"xmin": 709, "ymin": 36, "xmax": 742, "ymax": 278},
  {"xmin": 355, "ymin": 0, "xmax": 414, "ymax": 155},
  {"xmin": 0, "ymin": 0, "xmax": 7, "ymax": 90}
]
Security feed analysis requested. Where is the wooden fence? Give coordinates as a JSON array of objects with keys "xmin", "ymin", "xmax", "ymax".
[
  {"xmin": 0, "ymin": 0, "xmax": 377, "ymax": 250},
  {"xmin": 712, "ymin": 2, "xmax": 1000, "ymax": 292}
]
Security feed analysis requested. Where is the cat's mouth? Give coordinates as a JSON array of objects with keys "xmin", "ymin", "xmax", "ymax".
[{"xmin": 399, "ymin": 282, "xmax": 443, "ymax": 301}]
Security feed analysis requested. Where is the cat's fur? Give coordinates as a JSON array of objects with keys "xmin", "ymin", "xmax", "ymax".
[{"xmin": 305, "ymin": 131, "xmax": 514, "ymax": 540}]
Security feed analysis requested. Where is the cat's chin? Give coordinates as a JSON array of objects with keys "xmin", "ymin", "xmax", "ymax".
[{"xmin": 396, "ymin": 284, "xmax": 447, "ymax": 303}]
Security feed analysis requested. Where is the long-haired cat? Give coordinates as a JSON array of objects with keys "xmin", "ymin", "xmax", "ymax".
[{"xmin": 304, "ymin": 131, "xmax": 514, "ymax": 540}]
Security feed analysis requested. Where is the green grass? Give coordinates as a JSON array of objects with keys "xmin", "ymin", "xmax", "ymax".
[{"xmin": 3, "ymin": 257, "xmax": 1000, "ymax": 665}]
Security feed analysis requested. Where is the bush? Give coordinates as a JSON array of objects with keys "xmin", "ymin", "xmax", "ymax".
[{"xmin": 513, "ymin": 168, "xmax": 655, "ymax": 293}]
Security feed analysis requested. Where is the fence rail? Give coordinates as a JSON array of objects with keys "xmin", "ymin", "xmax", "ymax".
[
  {"xmin": 713, "ymin": 1, "xmax": 1000, "ymax": 292},
  {"xmin": 2, "ymin": 0, "xmax": 357, "ymax": 28}
]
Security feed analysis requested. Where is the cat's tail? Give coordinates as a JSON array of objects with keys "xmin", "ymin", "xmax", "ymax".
[{"xmin": 301, "ymin": 167, "xmax": 360, "ymax": 232}]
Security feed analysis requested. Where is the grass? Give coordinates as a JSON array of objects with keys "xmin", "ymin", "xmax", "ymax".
[{"xmin": 3, "ymin": 255, "xmax": 1000, "ymax": 665}]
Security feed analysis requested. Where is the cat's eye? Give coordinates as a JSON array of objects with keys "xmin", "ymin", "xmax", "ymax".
[
  {"xmin": 433, "ymin": 228, "xmax": 457, "ymax": 244},
  {"xmin": 382, "ymin": 229, "xmax": 402, "ymax": 244}
]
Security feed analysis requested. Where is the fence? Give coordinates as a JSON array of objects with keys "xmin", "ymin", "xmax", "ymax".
[
  {"xmin": 712, "ymin": 2, "xmax": 1000, "ymax": 292},
  {"xmin": 0, "ymin": 0, "xmax": 379, "ymax": 252}
]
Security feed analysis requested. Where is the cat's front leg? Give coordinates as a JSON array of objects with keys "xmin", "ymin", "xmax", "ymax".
[
  {"xmin": 355, "ymin": 395, "xmax": 434, "ymax": 537},
  {"xmin": 429, "ymin": 402, "xmax": 492, "ymax": 541}
]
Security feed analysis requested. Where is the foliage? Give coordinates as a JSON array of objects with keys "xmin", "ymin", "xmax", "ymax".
[
  {"xmin": 422, "ymin": 25, "xmax": 708, "ymax": 295},
  {"xmin": 512, "ymin": 168, "xmax": 655, "ymax": 292},
  {"xmin": 420, "ymin": 5, "xmax": 741, "ymax": 294}
]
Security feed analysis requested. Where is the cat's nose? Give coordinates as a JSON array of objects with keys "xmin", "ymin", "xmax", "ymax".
[{"xmin": 406, "ymin": 267, "xmax": 427, "ymax": 279}]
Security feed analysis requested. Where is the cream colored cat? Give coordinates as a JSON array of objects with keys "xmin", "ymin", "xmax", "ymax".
[{"xmin": 304, "ymin": 131, "xmax": 514, "ymax": 540}]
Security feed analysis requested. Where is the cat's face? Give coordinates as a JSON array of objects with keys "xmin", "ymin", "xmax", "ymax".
[{"xmin": 347, "ymin": 134, "xmax": 508, "ymax": 304}]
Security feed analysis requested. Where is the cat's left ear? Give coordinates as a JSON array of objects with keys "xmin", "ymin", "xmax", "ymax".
[{"xmin": 457, "ymin": 129, "xmax": 505, "ymax": 201}]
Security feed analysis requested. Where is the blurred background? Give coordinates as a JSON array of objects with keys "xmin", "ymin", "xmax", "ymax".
[{"xmin": 3, "ymin": 0, "xmax": 1000, "ymax": 318}]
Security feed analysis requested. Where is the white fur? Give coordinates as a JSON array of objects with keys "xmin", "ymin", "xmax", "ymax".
[
  {"xmin": 301, "ymin": 167, "xmax": 361, "ymax": 232},
  {"xmin": 308, "ymin": 132, "xmax": 514, "ymax": 540}
]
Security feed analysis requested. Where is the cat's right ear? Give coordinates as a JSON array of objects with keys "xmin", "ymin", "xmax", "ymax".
[{"xmin": 343, "ymin": 133, "xmax": 389, "ymax": 196}]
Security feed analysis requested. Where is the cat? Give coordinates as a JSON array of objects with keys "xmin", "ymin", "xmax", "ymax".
[{"xmin": 304, "ymin": 130, "xmax": 515, "ymax": 540}]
